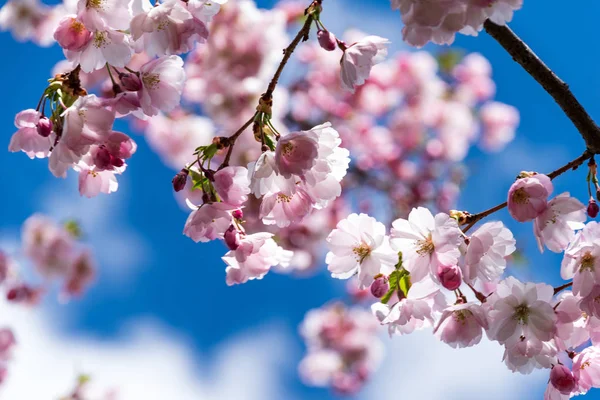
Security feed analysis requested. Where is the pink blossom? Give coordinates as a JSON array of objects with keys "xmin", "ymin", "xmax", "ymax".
[
  {"xmin": 502, "ymin": 339, "xmax": 557, "ymax": 374},
  {"xmin": 507, "ymin": 172, "xmax": 553, "ymax": 222},
  {"xmin": 64, "ymin": 250, "xmax": 95, "ymax": 297},
  {"xmin": 534, "ymin": 193, "xmax": 586, "ymax": 253},
  {"xmin": 137, "ymin": 55, "xmax": 186, "ymax": 116},
  {"xmin": 573, "ymin": 345, "xmax": 600, "ymax": 392},
  {"xmin": 373, "ymin": 278, "xmax": 445, "ymax": 335},
  {"xmin": 561, "ymin": 243, "xmax": 600, "ymax": 298},
  {"xmin": 53, "ymin": 15, "xmax": 92, "ymax": 51},
  {"xmin": 275, "ymin": 129, "xmax": 319, "ymax": 178},
  {"xmin": 550, "ymin": 364, "xmax": 578, "ymax": 395},
  {"xmin": 65, "ymin": 28, "xmax": 133, "ymax": 73},
  {"xmin": 130, "ymin": 0, "xmax": 208, "ymax": 57},
  {"xmin": 544, "ymin": 382, "xmax": 571, "ymax": 400},
  {"xmin": 325, "ymin": 213, "xmax": 397, "ymax": 288},
  {"xmin": 479, "ymin": 101, "xmax": 520, "ymax": 152},
  {"xmin": 340, "ymin": 36, "xmax": 390, "ymax": 92},
  {"xmin": 8, "ymin": 109, "xmax": 51, "ymax": 159},
  {"xmin": 462, "ymin": 0, "xmax": 524, "ymax": 35},
  {"xmin": 390, "ymin": 207, "xmax": 462, "ymax": 283},
  {"xmin": 578, "ymin": 285, "xmax": 600, "ymax": 319},
  {"xmin": 486, "ymin": 277, "xmax": 557, "ymax": 346},
  {"xmin": 21, "ymin": 214, "xmax": 76, "ymax": 278},
  {"xmin": 298, "ymin": 350, "xmax": 343, "ymax": 387},
  {"xmin": 434, "ymin": 302, "xmax": 488, "ymax": 348},
  {"xmin": 76, "ymin": 0, "xmax": 131, "ymax": 31},
  {"xmin": 317, "ymin": 29, "xmax": 336, "ymax": 51},
  {"xmin": 77, "ymin": 167, "xmax": 118, "ymax": 198},
  {"xmin": 213, "ymin": 166, "xmax": 250, "ymax": 207},
  {"xmin": 554, "ymin": 293, "xmax": 589, "ymax": 350},
  {"xmin": 260, "ymin": 188, "xmax": 314, "ymax": 228},
  {"xmin": 0, "ymin": 0, "xmax": 49, "ymax": 43},
  {"xmin": 437, "ymin": 264, "xmax": 462, "ymax": 290},
  {"xmin": 464, "ymin": 221, "xmax": 516, "ymax": 283},
  {"xmin": 223, "ymin": 232, "xmax": 293, "ymax": 285},
  {"xmin": 183, "ymin": 203, "xmax": 234, "ymax": 243}
]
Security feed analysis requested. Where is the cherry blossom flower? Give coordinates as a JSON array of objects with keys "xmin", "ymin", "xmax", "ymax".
[
  {"xmin": 486, "ymin": 277, "xmax": 557, "ymax": 347},
  {"xmin": 274, "ymin": 129, "xmax": 319, "ymax": 178},
  {"xmin": 479, "ymin": 101, "xmax": 520, "ymax": 152},
  {"xmin": 183, "ymin": 203, "xmax": 234, "ymax": 243},
  {"xmin": 76, "ymin": 0, "xmax": 131, "ymax": 31},
  {"xmin": 65, "ymin": 28, "xmax": 133, "ymax": 73},
  {"xmin": 223, "ymin": 232, "xmax": 292, "ymax": 285},
  {"xmin": 464, "ymin": 221, "xmax": 516, "ymax": 283},
  {"xmin": 0, "ymin": 0, "xmax": 49, "ymax": 43},
  {"xmin": 340, "ymin": 35, "xmax": 390, "ymax": 92},
  {"xmin": 390, "ymin": 207, "xmax": 462, "ymax": 283},
  {"xmin": 434, "ymin": 302, "xmax": 488, "ymax": 348},
  {"xmin": 502, "ymin": 339, "xmax": 557, "ymax": 374},
  {"xmin": 561, "ymin": 242, "xmax": 600, "ymax": 298},
  {"xmin": 578, "ymin": 285, "xmax": 600, "ymax": 319},
  {"xmin": 507, "ymin": 172, "xmax": 553, "ymax": 222},
  {"xmin": 130, "ymin": 0, "xmax": 208, "ymax": 57},
  {"xmin": 325, "ymin": 213, "xmax": 397, "ymax": 288},
  {"xmin": 372, "ymin": 277, "xmax": 445, "ymax": 335},
  {"xmin": 534, "ymin": 193, "xmax": 586, "ymax": 253},
  {"xmin": 8, "ymin": 109, "xmax": 51, "ymax": 159},
  {"xmin": 259, "ymin": 188, "xmax": 314, "ymax": 228},
  {"xmin": 53, "ymin": 15, "xmax": 92, "ymax": 51},
  {"xmin": 462, "ymin": 0, "xmax": 524, "ymax": 35},
  {"xmin": 550, "ymin": 364, "xmax": 578, "ymax": 396},
  {"xmin": 573, "ymin": 345, "xmax": 600, "ymax": 393},
  {"xmin": 137, "ymin": 55, "xmax": 186, "ymax": 116},
  {"xmin": 77, "ymin": 166, "xmax": 119, "ymax": 198},
  {"xmin": 213, "ymin": 166, "xmax": 250, "ymax": 207}
]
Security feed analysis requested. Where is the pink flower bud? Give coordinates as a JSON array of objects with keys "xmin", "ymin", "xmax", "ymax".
[
  {"xmin": 232, "ymin": 209, "xmax": 244, "ymax": 220},
  {"xmin": 119, "ymin": 73, "xmax": 143, "ymax": 92},
  {"xmin": 93, "ymin": 146, "xmax": 112, "ymax": 170},
  {"xmin": 224, "ymin": 225, "xmax": 240, "ymax": 250},
  {"xmin": 588, "ymin": 198, "xmax": 599, "ymax": 218},
  {"xmin": 110, "ymin": 155, "xmax": 124, "ymax": 168},
  {"xmin": 437, "ymin": 264, "xmax": 462, "ymax": 291},
  {"xmin": 370, "ymin": 276, "xmax": 389, "ymax": 298},
  {"xmin": 550, "ymin": 364, "xmax": 578, "ymax": 395},
  {"xmin": 317, "ymin": 29, "xmax": 337, "ymax": 51},
  {"xmin": 53, "ymin": 17, "xmax": 92, "ymax": 51},
  {"xmin": 36, "ymin": 117, "xmax": 52, "ymax": 137},
  {"xmin": 172, "ymin": 169, "xmax": 188, "ymax": 192}
]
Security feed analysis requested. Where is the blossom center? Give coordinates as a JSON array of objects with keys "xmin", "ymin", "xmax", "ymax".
[
  {"xmin": 70, "ymin": 19, "xmax": 85, "ymax": 34},
  {"xmin": 282, "ymin": 142, "xmax": 295, "ymax": 156},
  {"xmin": 580, "ymin": 251, "xmax": 595, "ymax": 272},
  {"xmin": 142, "ymin": 73, "xmax": 161, "ymax": 90},
  {"xmin": 416, "ymin": 234, "xmax": 434, "ymax": 256},
  {"xmin": 352, "ymin": 243, "xmax": 371, "ymax": 263},
  {"xmin": 513, "ymin": 304, "xmax": 530, "ymax": 324},
  {"xmin": 93, "ymin": 31, "xmax": 109, "ymax": 48},
  {"xmin": 86, "ymin": 0, "xmax": 105, "ymax": 10},
  {"xmin": 511, "ymin": 188, "xmax": 529, "ymax": 204},
  {"xmin": 277, "ymin": 193, "xmax": 292, "ymax": 203},
  {"xmin": 452, "ymin": 310, "xmax": 472, "ymax": 325}
]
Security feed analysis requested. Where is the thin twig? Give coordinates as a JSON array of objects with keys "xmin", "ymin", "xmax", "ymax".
[
  {"xmin": 554, "ymin": 282, "xmax": 573, "ymax": 295},
  {"xmin": 462, "ymin": 150, "xmax": 592, "ymax": 232},
  {"xmin": 219, "ymin": 116, "xmax": 256, "ymax": 169},
  {"xmin": 484, "ymin": 20, "xmax": 600, "ymax": 152}
]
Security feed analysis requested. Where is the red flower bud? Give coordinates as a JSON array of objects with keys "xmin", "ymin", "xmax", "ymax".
[
  {"xmin": 172, "ymin": 169, "xmax": 189, "ymax": 192},
  {"xmin": 36, "ymin": 117, "xmax": 53, "ymax": 137},
  {"xmin": 119, "ymin": 73, "xmax": 142, "ymax": 91},
  {"xmin": 224, "ymin": 225, "xmax": 240, "ymax": 251},
  {"xmin": 317, "ymin": 29, "xmax": 337, "ymax": 51},
  {"xmin": 370, "ymin": 276, "xmax": 389, "ymax": 298},
  {"xmin": 550, "ymin": 364, "xmax": 577, "ymax": 395},
  {"xmin": 437, "ymin": 264, "xmax": 462, "ymax": 291},
  {"xmin": 588, "ymin": 198, "xmax": 599, "ymax": 218},
  {"xmin": 232, "ymin": 209, "xmax": 244, "ymax": 220}
]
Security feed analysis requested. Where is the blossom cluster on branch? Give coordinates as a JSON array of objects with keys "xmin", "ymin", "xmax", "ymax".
[{"xmin": 6, "ymin": 0, "xmax": 600, "ymax": 398}]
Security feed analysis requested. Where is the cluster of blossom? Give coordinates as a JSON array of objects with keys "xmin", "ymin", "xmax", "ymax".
[
  {"xmin": 0, "ymin": 214, "xmax": 96, "ymax": 387},
  {"xmin": 391, "ymin": 0, "xmax": 524, "ymax": 47},
  {"xmin": 298, "ymin": 303, "xmax": 383, "ymax": 395},
  {"xmin": 317, "ymin": 165, "xmax": 600, "ymax": 398},
  {"xmin": 6, "ymin": 0, "xmax": 225, "ymax": 196}
]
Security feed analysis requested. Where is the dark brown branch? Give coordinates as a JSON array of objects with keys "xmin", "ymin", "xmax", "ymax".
[
  {"xmin": 554, "ymin": 282, "xmax": 573, "ymax": 295},
  {"xmin": 263, "ymin": 2, "xmax": 317, "ymax": 100},
  {"xmin": 484, "ymin": 20, "xmax": 600, "ymax": 152},
  {"xmin": 462, "ymin": 150, "xmax": 592, "ymax": 232}
]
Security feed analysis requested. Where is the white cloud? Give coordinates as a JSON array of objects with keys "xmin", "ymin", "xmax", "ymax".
[
  {"xmin": 364, "ymin": 330, "xmax": 547, "ymax": 400},
  {"xmin": 0, "ymin": 300, "xmax": 296, "ymax": 400}
]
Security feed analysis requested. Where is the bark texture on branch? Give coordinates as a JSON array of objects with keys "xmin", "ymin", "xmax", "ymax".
[{"xmin": 484, "ymin": 20, "xmax": 600, "ymax": 153}]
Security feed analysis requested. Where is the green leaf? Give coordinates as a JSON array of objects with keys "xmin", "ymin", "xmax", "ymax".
[
  {"xmin": 64, "ymin": 220, "xmax": 82, "ymax": 239},
  {"xmin": 202, "ymin": 143, "xmax": 218, "ymax": 160},
  {"xmin": 189, "ymin": 170, "xmax": 207, "ymax": 191},
  {"xmin": 399, "ymin": 274, "xmax": 411, "ymax": 298},
  {"xmin": 263, "ymin": 134, "xmax": 276, "ymax": 152}
]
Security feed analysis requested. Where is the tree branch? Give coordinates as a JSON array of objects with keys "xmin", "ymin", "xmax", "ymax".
[
  {"xmin": 483, "ymin": 20, "xmax": 600, "ymax": 153},
  {"xmin": 462, "ymin": 150, "xmax": 592, "ymax": 232}
]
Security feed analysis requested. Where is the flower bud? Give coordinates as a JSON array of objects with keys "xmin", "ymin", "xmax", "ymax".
[
  {"xmin": 550, "ymin": 364, "xmax": 577, "ymax": 395},
  {"xmin": 119, "ymin": 73, "xmax": 143, "ymax": 91},
  {"xmin": 172, "ymin": 169, "xmax": 189, "ymax": 192},
  {"xmin": 93, "ymin": 146, "xmax": 112, "ymax": 170},
  {"xmin": 317, "ymin": 29, "xmax": 337, "ymax": 51},
  {"xmin": 437, "ymin": 264, "xmax": 462, "ymax": 291},
  {"xmin": 224, "ymin": 225, "xmax": 240, "ymax": 250},
  {"xmin": 54, "ymin": 17, "xmax": 92, "ymax": 51},
  {"xmin": 588, "ymin": 198, "xmax": 599, "ymax": 218},
  {"xmin": 232, "ymin": 209, "xmax": 244, "ymax": 220},
  {"xmin": 370, "ymin": 276, "xmax": 389, "ymax": 298},
  {"xmin": 36, "ymin": 117, "xmax": 53, "ymax": 137},
  {"xmin": 110, "ymin": 155, "xmax": 125, "ymax": 168}
]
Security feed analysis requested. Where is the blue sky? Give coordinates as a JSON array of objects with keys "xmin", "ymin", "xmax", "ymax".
[{"xmin": 1, "ymin": 0, "xmax": 600, "ymax": 399}]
